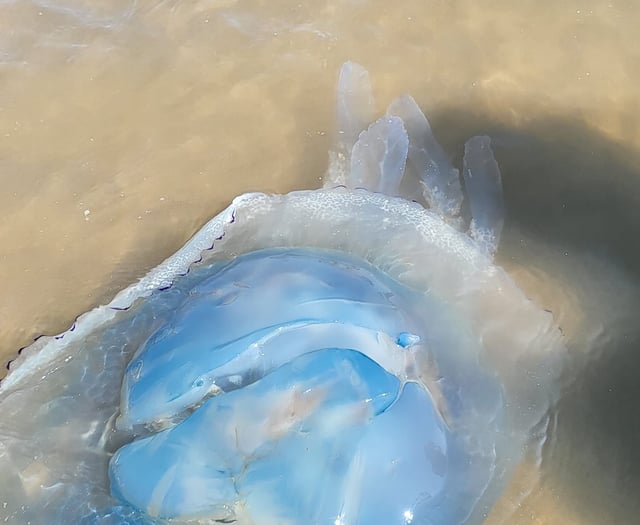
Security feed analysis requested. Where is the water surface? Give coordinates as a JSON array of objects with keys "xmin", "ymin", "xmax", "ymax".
[{"xmin": 1, "ymin": 1, "xmax": 640, "ymax": 523}]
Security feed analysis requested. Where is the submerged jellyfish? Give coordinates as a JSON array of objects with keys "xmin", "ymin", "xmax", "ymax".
[{"xmin": 0, "ymin": 62, "xmax": 565, "ymax": 525}]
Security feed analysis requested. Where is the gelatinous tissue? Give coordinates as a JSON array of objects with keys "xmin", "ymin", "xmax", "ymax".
[{"xmin": 0, "ymin": 62, "xmax": 565, "ymax": 525}]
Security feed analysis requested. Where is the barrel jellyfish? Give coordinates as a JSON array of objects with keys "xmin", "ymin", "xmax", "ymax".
[{"xmin": 0, "ymin": 62, "xmax": 565, "ymax": 525}]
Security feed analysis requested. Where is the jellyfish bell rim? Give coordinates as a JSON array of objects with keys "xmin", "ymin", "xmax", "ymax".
[{"xmin": 2, "ymin": 187, "xmax": 564, "ymax": 424}]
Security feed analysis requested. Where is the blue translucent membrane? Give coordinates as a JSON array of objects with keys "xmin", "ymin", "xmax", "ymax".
[
  {"xmin": 107, "ymin": 248, "xmax": 502, "ymax": 525},
  {"xmin": 119, "ymin": 248, "xmax": 431, "ymax": 430}
]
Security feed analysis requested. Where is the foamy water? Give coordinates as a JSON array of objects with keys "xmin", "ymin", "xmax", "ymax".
[{"xmin": 1, "ymin": 1, "xmax": 640, "ymax": 523}]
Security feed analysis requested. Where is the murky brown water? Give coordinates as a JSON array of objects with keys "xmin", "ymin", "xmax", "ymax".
[{"xmin": 2, "ymin": 1, "xmax": 640, "ymax": 523}]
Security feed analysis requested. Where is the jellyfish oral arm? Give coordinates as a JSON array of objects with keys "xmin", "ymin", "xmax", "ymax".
[
  {"xmin": 387, "ymin": 94, "xmax": 464, "ymax": 219},
  {"xmin": 327, "ymin": 61, "xmax": 376, "ymax": 187},
  {"xmin": 462, "ymin": 136, "xmax": 505, "ymax": 256},
  {"xmin": 325, "ymin": 61, "xmax": 505, "ymax": 257},
  {"xmin": 349, "ymin": 115, "xmax": 409, "ymax": 195}
]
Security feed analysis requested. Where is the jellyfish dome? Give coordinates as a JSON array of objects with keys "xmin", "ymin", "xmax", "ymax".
[{"xmin": 0, "ymin": 62, "xmax": 565, "ymax": 525}]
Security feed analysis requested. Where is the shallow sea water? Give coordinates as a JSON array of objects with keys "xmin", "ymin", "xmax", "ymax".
[{"xmin": 1, "ymin": 1, "xmax": 640, "ymax": 523}]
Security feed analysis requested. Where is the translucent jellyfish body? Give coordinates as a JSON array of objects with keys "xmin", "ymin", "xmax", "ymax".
[{"xmin": 0, "ymin": 62, "xmax": 565, "ymax": 525}]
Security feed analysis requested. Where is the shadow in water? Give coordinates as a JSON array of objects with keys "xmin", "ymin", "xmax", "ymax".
[{"xmin": 428, "ymin": 108, "xmax": 640, "ymax": 523}]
